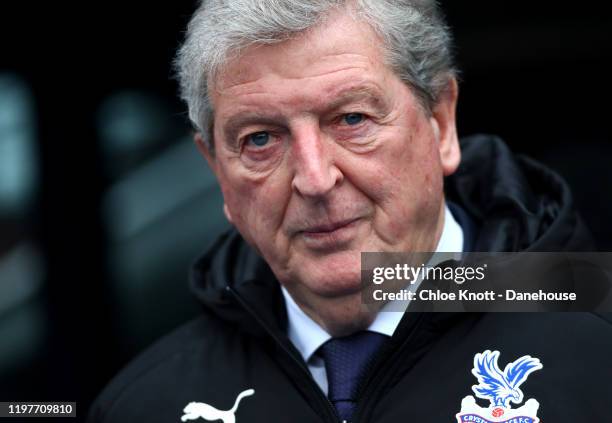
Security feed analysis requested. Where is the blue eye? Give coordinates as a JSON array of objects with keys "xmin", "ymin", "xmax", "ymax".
[
  {"xmin": 343, "ymin": 113, "xmax": 364, "ymax": 126},
  {"xmin": 247, "ymin": 132, "xmax": 270, "ymax": 147}
]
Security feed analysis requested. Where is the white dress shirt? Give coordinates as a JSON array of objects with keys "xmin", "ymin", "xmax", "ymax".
[{"xmin": 281, "ymin": 204, "xmax": 464, "ymax": 393}]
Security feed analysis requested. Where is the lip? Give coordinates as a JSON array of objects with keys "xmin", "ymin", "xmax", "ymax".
[
  {"xmin": 302, "ymin": 218, "xmax": 360, "ymax": 234},
  {"xmin": 299, "ymin": 218, "xmax": 362, "ymax": 250}
]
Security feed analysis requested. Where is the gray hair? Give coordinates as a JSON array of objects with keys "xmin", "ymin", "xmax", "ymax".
[{"xmin": 175, "ymin": 0, "xmax": 456, "ymax": 150}]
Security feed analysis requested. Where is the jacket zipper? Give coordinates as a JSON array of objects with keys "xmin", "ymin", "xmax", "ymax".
[{"xmin": 227, "ymin": 285, "xmax": 341, "ymax": 423}]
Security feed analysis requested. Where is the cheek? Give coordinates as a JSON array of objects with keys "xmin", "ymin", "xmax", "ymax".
[
  {"xmin": 217, "ymin": 165, "xmax": 291, "ymax": 244},
  {"xmin": 391, "ymin": 133, "xmax": 443, "ymax": 217},
  {"xmin": 373, "ymin": 125, "xmax": 442, "ymax": 200},
  {"xmin": 348, "ymin": 116, "xmax": 443, "ymax": 240}
]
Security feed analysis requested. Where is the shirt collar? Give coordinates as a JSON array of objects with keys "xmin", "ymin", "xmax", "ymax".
[{"xmin": 282, "ymin": 203, "xmax": 464, "ymax": 362}]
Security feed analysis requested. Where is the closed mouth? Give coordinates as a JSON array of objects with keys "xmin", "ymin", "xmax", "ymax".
[{"xmin": 302, "ymin": 218, "xmax": 360, "ymax": 234}]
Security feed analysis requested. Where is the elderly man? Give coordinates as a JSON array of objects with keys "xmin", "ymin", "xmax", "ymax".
[{"xmin": 89, "ymin": 1, "xmax": 612, "ymax": 422}]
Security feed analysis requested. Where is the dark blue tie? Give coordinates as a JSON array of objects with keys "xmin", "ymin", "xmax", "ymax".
[{"xmin": 319, "ymin": 331, "xmax": 388, "ymax": 422}]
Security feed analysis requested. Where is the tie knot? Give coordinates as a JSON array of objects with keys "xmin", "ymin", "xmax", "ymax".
[{"xmin": 318, "ymin": 331, "xmax": 388, "ymax": 421}]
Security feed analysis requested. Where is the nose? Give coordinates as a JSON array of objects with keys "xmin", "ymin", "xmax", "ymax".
[{"xmin": 290, "ymin": 123, "xmax": 343, "ymax": 198}]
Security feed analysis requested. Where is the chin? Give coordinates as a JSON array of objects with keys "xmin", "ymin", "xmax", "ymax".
[
  {"xmin": 299, "ymin": 252, "xmax": 364, "ymax": 298},
  {"xmin": 320, "ymin": 299, "xmax": 378, "ymax": 337},
  {"xmin": 280, "ymin": 251, "xmax": 383, "ymax": 336}
]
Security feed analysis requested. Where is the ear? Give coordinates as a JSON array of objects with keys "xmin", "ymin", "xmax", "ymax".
[
  {"xmin": 194, "ymin": 132, "xmax": 216, "ymax": 173},
  {"xmin": 194, "ymin": 132, "xmax": 234, "ymax": 224},
  {"xmin": 430, "ymin": 77, "xmax": 461, "ymax": 176},
  {"xmin": 223, "ymin": 203, "xmax": 234, "ymax": 224}
]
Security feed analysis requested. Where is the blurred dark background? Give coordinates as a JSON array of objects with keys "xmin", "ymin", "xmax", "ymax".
[{"xmin": 0, "ymin": 1, "xmax": 610, "ymax": 421}]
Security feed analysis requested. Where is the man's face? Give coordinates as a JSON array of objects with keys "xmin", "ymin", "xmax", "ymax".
[{"xmin": 202, "ymin": 10, "xmax": 459, "ymax": 332}]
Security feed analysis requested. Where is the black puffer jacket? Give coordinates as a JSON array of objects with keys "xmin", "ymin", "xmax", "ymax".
[{"xmin": 88, "ymin": 135, "xmax": 612, "ymax": 422}]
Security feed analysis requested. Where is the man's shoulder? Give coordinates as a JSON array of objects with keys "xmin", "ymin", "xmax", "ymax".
[
  {"xmin": 478, "ymin": 312, "xmax": 612, "ymax": 337},
  {"xmin": 473, "ymin": 312, "xmax": 612, "ymax": 358},
  {"xmin": 88, "ymin": 313, "xmax": 240, "ymax": 422}
]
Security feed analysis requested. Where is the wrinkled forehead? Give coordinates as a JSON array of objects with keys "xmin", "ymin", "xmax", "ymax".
[{"xmin": 210, "ymin": 8, "xmax": 388, "ymax": 97}]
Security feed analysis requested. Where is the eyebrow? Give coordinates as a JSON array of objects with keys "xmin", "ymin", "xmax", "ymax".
[
  {"xmin": 325, "ymin": 84, "xmax": 388, "ymax": 112},
  {"xmin": 221, "ymin": 84, "xmax": 388, "ymax": 145}
]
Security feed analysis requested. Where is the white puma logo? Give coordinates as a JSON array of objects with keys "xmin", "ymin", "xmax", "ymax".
[{"xmin": 181, "ymin": 388, "xmax": 255, "ymax": 423}]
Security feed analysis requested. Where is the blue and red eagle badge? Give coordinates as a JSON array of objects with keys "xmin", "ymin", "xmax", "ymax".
[{"xmin": 456, "ymin": 350, "xmax": 542, "ymax": 423}]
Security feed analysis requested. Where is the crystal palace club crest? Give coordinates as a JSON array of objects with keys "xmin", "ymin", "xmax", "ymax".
[{"xmin": 456, "ymin": 350, "xmax": 543, "ymax": 423}]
